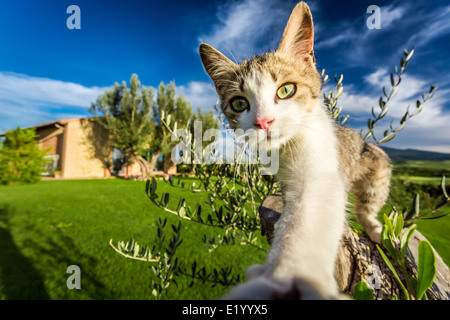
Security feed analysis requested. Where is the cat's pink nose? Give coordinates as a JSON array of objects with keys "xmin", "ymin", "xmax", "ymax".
[{"xmin": 254, "ymin": 117, "xmax": 274, "ymax": 130}]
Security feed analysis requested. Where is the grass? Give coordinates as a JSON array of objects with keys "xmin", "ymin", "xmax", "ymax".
[
  {"xmin": 0, "ymin": 159, "xmax": 448, "ymax": 299},
  {"xmin": 388, "ymin": 160, "xmax": 450, "ymax": 265},
  {"xmin": 0, "ymin": 178, "xmax": 266, "ymax": 300}
]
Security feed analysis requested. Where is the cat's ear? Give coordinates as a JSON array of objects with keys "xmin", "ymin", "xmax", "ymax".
[
  {"xmin": 199, "ymin": 43, "xmax": 237, "ymax": 89},
  {"xmin": 277, "ymin": 2, "xmax": 315, "ymax": 64}
]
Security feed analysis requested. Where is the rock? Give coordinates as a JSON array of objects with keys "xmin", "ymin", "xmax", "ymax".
[{"xmin": 258, "ymin": 193, "xmax": 450, "ymax": 300}]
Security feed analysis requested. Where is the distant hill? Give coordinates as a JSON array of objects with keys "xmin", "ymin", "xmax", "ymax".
[{"xmin": 381, "ymin": 146, "xmax": 450, "ymax": 162}]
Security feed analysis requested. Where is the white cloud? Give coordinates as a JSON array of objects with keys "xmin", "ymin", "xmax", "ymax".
[
  {"xmin": 198, "ymin": 0, "xmax": 297, "ymax": 60},
  {"xmin": 0, "ymin": 72, "xmax": 109, "ymax": 131},
  {"xmin": 316, "ymin": 2, "xmax": 450, "ymax": 68},
  {"xmin": 315, "ymin": 3, "xmax": 406, "ymax": 52},
  {"xmin": 177, "ymin": 81, "xmax": 219, "ymax": 113},
  {"xmin": 408, "ymin": 5, "xmax": 450, "ymax": 47},
  {"xmin": 0, "ymin": 72, "xmax": 107, "ymax": 108},
  {"xmin": 380, "ymin": 4, "xmax": 406, "ymax": 29}
]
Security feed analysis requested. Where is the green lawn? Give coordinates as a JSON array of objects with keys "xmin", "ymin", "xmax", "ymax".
[
  {"xmin": 393, "ymin": 160, "xmax": 450, "ymax": 171},
  {"xmin": 0, "ymin": 160, "xmax": 449, "ymax": 300},
  {"xmin": 389, "ymin": 160, "xmax": 450, "ymax": 265},
  {"xmin": 0, "ymin": 178, "xmax": 266, "ymax": 300}
]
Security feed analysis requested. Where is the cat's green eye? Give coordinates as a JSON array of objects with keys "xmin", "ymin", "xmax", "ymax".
[
  {"xmin": 277, "ymin": 83, "xmax": 296, "ymax": 99},
  {"xmin": 230, "ymin": 97, "xmax": 250, "ymax": 112}
]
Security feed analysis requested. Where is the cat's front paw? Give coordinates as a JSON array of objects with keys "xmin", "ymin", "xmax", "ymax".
[
  {"xmin": 222, "ymin": 276, "xmax": 346, "ymax": 300},
  {"xmin": 246, "ymin": 264, "xmax": 266, "ymax": 280},
  {"xmin": 366, "ymin": 225, "xmax": 382, "ymax": 244}
]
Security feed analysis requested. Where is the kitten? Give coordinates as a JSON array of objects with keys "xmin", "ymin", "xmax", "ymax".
[{"xmin": 199, "ymin": 1, "xmax": 391, "ymax": 299}]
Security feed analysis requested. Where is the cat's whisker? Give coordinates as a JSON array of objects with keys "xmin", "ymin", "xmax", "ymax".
[{"xmin": 224, "ymin": 46, "xmax": 239, "ymax": 64}]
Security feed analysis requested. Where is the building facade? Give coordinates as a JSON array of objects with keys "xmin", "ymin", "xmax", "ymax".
[{"xmin": 34, "ymin": 118, "xmax": 144, "ymax": 179}]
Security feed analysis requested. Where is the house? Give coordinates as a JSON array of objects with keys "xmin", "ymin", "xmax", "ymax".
[{"xmin": 32, "ymin": 117, "xmax": 175, "ymax": 179}]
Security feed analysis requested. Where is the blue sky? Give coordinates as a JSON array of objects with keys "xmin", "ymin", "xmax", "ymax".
[{"xmin": 0, "ymin": 0, "xmax": 449, "ymax": 152}]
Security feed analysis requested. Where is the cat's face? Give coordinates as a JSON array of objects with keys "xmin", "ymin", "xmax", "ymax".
[{"xmin": 200, "ymin": 2, "xmax": 321, "ymax": 149}]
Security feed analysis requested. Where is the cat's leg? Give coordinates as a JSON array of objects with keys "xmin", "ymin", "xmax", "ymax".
[
  {"xmin": 222, "ymin": 275, "xmax": 338, "ymax": 300},
  {"xmin": 353, "ymin": 145, "xmax": 391, "ymax": 244}
]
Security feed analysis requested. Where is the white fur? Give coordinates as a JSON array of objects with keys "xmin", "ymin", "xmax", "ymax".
[
  {"xmin": 268, "ymin": 105, "xmax": 347, "ymax": 296},
  {"xmin": 233, "ymin": 68, "xmax": 347, "ymax": 297}
]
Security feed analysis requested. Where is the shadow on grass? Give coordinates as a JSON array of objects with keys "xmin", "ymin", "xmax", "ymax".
[
  {"xmin": 0, "ymin": 205, "xmax": 50, "ymax": 299},
  {"xmin": 0, "ymin": 205, "xmax": 114, "ymax": 299}
]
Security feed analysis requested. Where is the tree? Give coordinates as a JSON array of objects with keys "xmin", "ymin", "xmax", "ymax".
[
  {"xmin": 148, "ymin": 82, "xmax": 195, "ymax": 167},
  {"xmin": 193, "ymin": 107, "xmax": 219, "ymax": 148},
  {"xmin": 90, "ymin": 76, "xmax": 219, "ymax": 176},
  {"xmin": 149, "ymin": 82, "xmax": 219, "ymax": 173},
  {"xmin": 0, "ymin": 127, "xmax": 48, "ymax": 185},
  {"xmin": 89, "ymin": 74, "xmax": 154, "ymax": 177}
]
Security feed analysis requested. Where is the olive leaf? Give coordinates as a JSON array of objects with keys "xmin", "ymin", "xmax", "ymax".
[{"xmin": 416, "ymin": 240, "xmax": 436, "ymax": 300}]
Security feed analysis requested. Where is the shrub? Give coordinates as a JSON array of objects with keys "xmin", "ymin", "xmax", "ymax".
[{"xmin": 0, "ymin": 127, "xmax": 48, "ymax": 185}]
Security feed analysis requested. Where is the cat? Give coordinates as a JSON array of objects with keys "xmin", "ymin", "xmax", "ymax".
[{"xmin": 199, "ymin": 1, "xmax": 391, "ymax": 299}]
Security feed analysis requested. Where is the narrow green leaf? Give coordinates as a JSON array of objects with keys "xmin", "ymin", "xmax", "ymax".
[
  {"xmin": 176, "ymin": 198, "xmax": 183, "ymax": 212},
  {"xmin": 400, "ymin": 57, "xmax": 406, "ymax": 68},
  {"xmin": 150, "ymin": 178, "xmax": 157, "ymax": 195},
  {"xmin": 371, "ymin": 107, "xmax": 376, "ymax": 118},
  {"xmin": 394, "ymin": 214, "xmax": 404, "ymax": 239},
  {"xmin": 164, "ymin": 193, "xmax": 170, "ymax": 207},
  {"xmin": 378, "ymin": 134, "xmax": 396, "ymax": 144},
  {"xmin": 417, "ymin": 240, "xmax": 436, "ymax": 300},
  {"xmin": 377, "ymin": 245, "xmax": 409, "ymax": 299},
  {"xmin": 422, "ymin": 212, "xmax": 449, "ymax": 220},
  {"xmin": 341, "ymin": 114, "xmax": 349, "ymax": 125},
  {"xmin": 379, "ymin": 106, "xmax": 388, "ymax": 119},
  {"xmin": 442, "ymin": 176, "xmax": 448, "ymax": 198},
  {"xmin": 423, "ymin": 193, "xmax": 434, "ymax": 210},
  {"xmin": 405, "ymin": 48, "xmax": 414, "ymax": 62},
  {"xmin": 383, "ymin": 214, "xmax": 393, "ymax": 236},
  {"xmin": 336, "ymin": 85, "xmax": 343, "ymax": 98},
  {"xmin": 435, "ymin": 199, "xmax": 449, "ymax": 210},
  {"xmin": 379, "ymin": 97, "xmax": 385, "ymax": 109},
  {"xmin": 414, "ymin": 193, "xmax": 420, "ymax": 217},
  {"xmin": 400, "ymin": 224, "xmax": 417, "ymax": 262},
  {"xmin": 145, "ymin": 179, "xmax": 150, "ymax": 195},
  {"xmin": 173, "ymin": 121, "xmax": 177, "ymax": 134},
  {"xmin": 391, "ymin": 86, "xmax": 399, "ymax": 99},
  {"xmin": 126, "ymin": 238, "xmax": 135, "ymax": 252},
  {"xmin": 429, "ymin": 85, "xmax": 437, "ymax": 96},
  {"xmin": 381, "ymin": 222, "xmax": 398, "ymax": 260}
]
